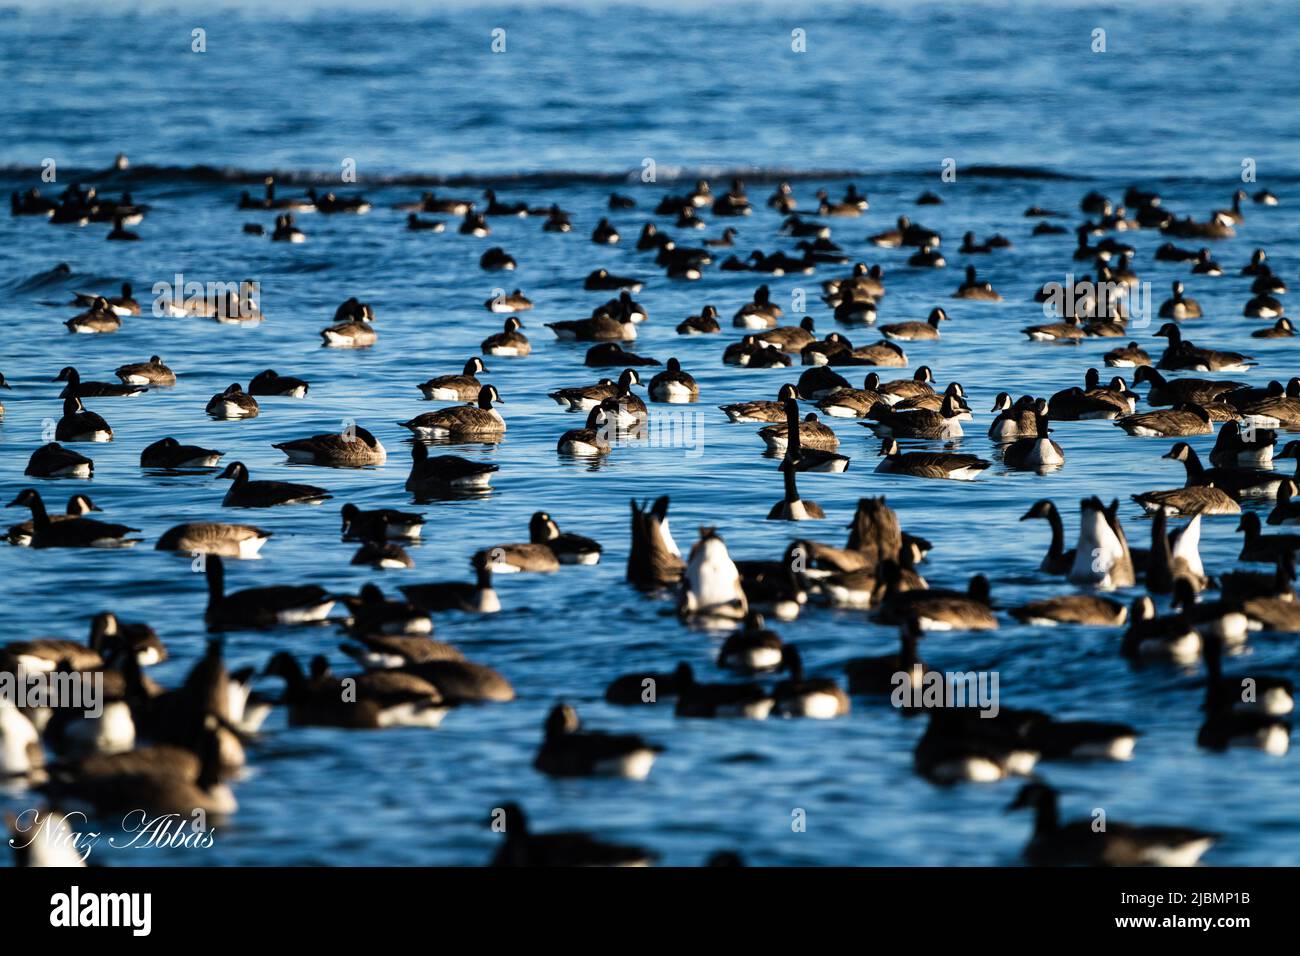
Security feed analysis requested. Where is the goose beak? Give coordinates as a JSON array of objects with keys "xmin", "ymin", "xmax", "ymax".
[{"xmin": 5, "ymin": 496, "xmax": 22, "ymax": 508}]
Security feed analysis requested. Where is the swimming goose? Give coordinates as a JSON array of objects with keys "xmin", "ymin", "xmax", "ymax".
[
  {"xmin": 263, "ymin": 652, "xmax": 447, "ymax": 729},
  {"xmin": 717, "ymin": 613, "xmax": 785, "ymax": 673},
  {"xmin": 1171, "ymin": 575, "xmax": 1247, "ymax": 646},
  {"xmin": 645, "ymin": 357, "xmax": 698, "ymax": 404},
  {"xmin": 1019, "ymin": 499, "xmax": 1075, "ymax": 574},
  {"xmin": 205, "ymin": 383, "xmax": 260, "ymax": 419},
  {"xmin": 1133, "ymin": 366, "xmax": 1243, "ymax": 406},
  {"xmin": 1201, "ymin": 625, "xmax": 1294, "ymax": 716},
  {"xmin": 733, "ymin": 284, "xmax": 783, "ymax": 328},
  {"xmin": 953, "ymin": 265, "xmax": 1001, "ymax": 300},
  {"xmin": 1253, "ymin": 316, "xmax": 1295, "ymax": 338},
  {"xmin": 545, "ymin": 307, "xmax": 636, "ymax": 342},
  {"xmin": 69, "ymin": 283, "xmax": 139, "ymax": 317},
  {"xmin": 876, "ymin": 438, "xmax": 989, "ymax": 480},
  {"xmin": 273, "ymin": 425, "xmax": 387, "ymax": 466},
  {"xmin": 627, "ymin": 496, "xmax": 685, "ymax": 589},
  {"xmin": 6, "ymin": 489, "xmax": 138, "ymax": 548},
  {"xmin": 759, "ymin": 408, "xmax": 839, "ymax": 453},
  {"xmin": 880, "ymin": 307, "xmax": 947, "ymax": 342},
  {"xmin": 796, "ymin": 365, "xmax": 852, "ymax": 399},
  {"xmin": 557, "ymin": 402, "xmax": 613, "ymax": 456},
  {"xmin": 154, "ymin": 521, "xmax": 271, "ymax": 558},
  {"xmin": 1022, "ymin": 313, "xmax": 1084, "ymax": 343},
  {"xmin": 340, "ymin": 503, "xmax": 424, "ymax": 541},
  {"xmin": 844, "ymin": 617, "xmax": 926, "ymax": 695},
  {"xmin": 585, "ymin": 343, "xmax": 660, "ymax": 368},
  {"xmin": 767, "ymin": 458, "xmax": 824, "ymax": 521},
  {"xmin": 876, "ymin": 564, "xmax": 998, "ymax": 631},
  {"xmin": 319, "ymin": 298, "xmax": 377, "ymax": 347},
  {"xmin": 677, "ymin": 304, "xmax": 722, "ymax": 335},
  {"xmin": 1161, "ymin": 440, "xmax": 1283, "ymax": 499},
  {"xmin": 1269, "ymin": 480, "xmax": 1300, "ymax": 525},
  {"xmin": 988, "ymin": 394, "xmax": 1038, "ymax": 442},
  {"xmin": 419, "ymin": 357, "xmax": 488, "ymax": 401},
  {"xmin": 205, "ymin": 556, "xmax": 333, "ymax": 629},
  {"xmin": 53, "ymin": 365, "xmax": 144, "ymax": 398},
  {"xmin": 1007, "ymin": 783, "xmax": 1216, "ymax": 866},
  {"xmin": 1123, "ymin": 596, "xmax": 1200, "ymax": 662},
  {"xmin": 870, "ymin": 216, "xmax": 940, "ymax": 248},
  {"xmin": 674, "ymin": 670, "xmax": 774, "ymax": 720},
  {"xmin": 1011, "ymin": 595, "xmax": 1127, "ymax": 626},
  {"xmin": 548, "ymin": 368, "xmax": 637, "ymax": 411},
  {"xmin": 534, "ymin": 703, "xmax": 662, "ymax": 779},
  {"xmin": 815, "ymin": 377, "xmax": 886, "ymax": 418},
  {"xmin": 1070, "ymin": 497, "xmax": 1136, "ymax": 589},
  {"xmin": 350, "ymin": 541, "xmax": 414, "ymax": 569},
  {"xmin": 472, "ymin": 534, "xmax": 560, "ymax": 574},
  {"xmin": 139, "ymin": 437, "xmax": 223, "ymax": 469},
  {"xmin": 399, "ymin": 553, "xmax": 500, "ymax": 614},
  {"xmin": 216, "ymin": 461, "xmax": 330, "ymax": 507},
  {"xmin": 914, "ymin": 710, "xmax": 1035, "ymax": 783},
  {"xmin": 830, "ymin": 290, "xmax": 878, "ymax": 325},
  {"xmin": 1189, "ymin": 249, "xmax": 1223, "ymax": 276},
  {"xmin": 458, "ymin": 210, "xmax": 490, "ymax": 236},
  {"xmin": 1237, "ymin": 512, "xmax": 1300, "ymax": 563},
  {"xmin": 773, "ymin": 645, "xmax": 850, "ymax": 718},
  {"xmin": 404, "ymin": 443, "xmax": 498, "ymax": 495},
  {"xmin": 64, "ymin": 297, "xmax": 121, "ymax": 333},
  {"xmin": 406, "ymin": 212, "xmax": 444, "ymax": 231},
  {"xmin": 339, "ymin": 633, "xmax": 464, "ymax": 670},
  {"xmin": 1198, "ymin": 636, "xmax": 1290, "ymax": 755},
  {"xmin": 1103, "ymin": 341, "xmax": 1151, "ymax": 367},
  {"xmin": 582, "ymin": 267, "xmax": 645, "ymax": 292},
  {"xmin": 1133, "ymin": 481, "xmax": 1239, "ymax": 517},
  {"xmin": 25, "ymin": 443, "xmax": 93, "ymax": 478},
  {"xmin": 1157, "ymin": 281, "xmax": 1202, "ymax": 320},
  {"xmin": 723, "ymin": 335, "xmax": 793, "ymax": 368},
  {"xmin": 1243, "ymin": 290, "xmax": 1285, "ymax": 318},
  {"xmin": 679, "ymin": 528, "xmax": 747, "ymax": 621},
  {"xmin": 1003, "ymin": 399, "xmax": 1065, "ymax": 470},
  {"xmin": 1211, "ymin": 420, "xmax": 1275, "ymax": 468},
  {"xmin": 603, "ymin": 662, "xmax": 693, "ymax": 705},
  {"xmin": 7, "ymin": 493, "xmax": 100, "ymax": 546},
  {"xmin": 399, "ymin": 385, "xmax": 505, "ymax": 440},
  {"xmin": 756, "ymin": 316, "xmax": 818, "ymax": 352},
  {"xmin": 54, "ymin": 395, "xmax": 112, "ymax": 442},
  {"xmin": 491, "ymin": 803, "xmax": 656, "ymax": 867},
  {"xmin": 530, "ymin": 511, "xmax": 601, "ymax": 564},
  {"xmin": 340, "ymin": 584, "xmax": 432, "ymax": 635},
  {"xmin": 1236, "ymin": 389, "xmax": 1300, "ymax": 430},
  {"xmin": 1155, "ymin": 323, "xmax": 1252, "ymax": 372},
  {"xmin": 1115, "ymin": 403, "xmax": 1212, "ymax": 437},
  {"xmin": 248, "ymin": 369, "xmax": 309, "ymax": 398},
  {"xmin": 863, "ymin": 392, "xmax": 966, "ymax": 440},
  {"xmin": 777, "ymin": 395, "xmax": 849, "ymax": 473},
  {"xmin": 271, "ymin": 212, "xmax": 306, "ymax": 242},
  {"xmin": 115, "ymin": 355, "xmax": 174, "ymax": 385}
]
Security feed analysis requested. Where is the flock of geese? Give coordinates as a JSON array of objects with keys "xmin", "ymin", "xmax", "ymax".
[{"xmin": 2, "ymin": 164, "xmax": 1298, "ymax": 868}]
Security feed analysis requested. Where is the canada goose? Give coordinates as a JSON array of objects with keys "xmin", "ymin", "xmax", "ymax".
[
  {"xmin": 205, "ymin": 383, "xmax": 259, "ymax": 420},
  {"xmin": 1254, "ymin": 190, "xmax": 1279, "ymax": 206},
  {"xmin": 766, "ymin": 645, "xmax": 848, "ymax": 718},
  {"xmin": 155, "ymin": 521, "xmax": 271, "ymax": 559},
  {"xmin": 53, "ymin": 365, "xmax": 144, "ymax": 398},
  {"xmin": 320, "ymin": 298, "xmax": 376, "ymax": 347},
  {"xmin": 458, "ymin": 210, "xmax": 489, "ymax": 236},
  {"xmin": 723, "ymin": 334, "xmax": 793, "ymax": 368},
  {"xmin": 1133, "ymin": 366, "xmax": 1243, "ymax": 406},
  {"xmin": 406, "ymin": 212, "xmax": 444, "ymax": 231},
  {"xmin": 400, "ymin": 553, "xmax": 501, "ymax": 614},
  {"xmin": 1155, "ymin": 323, "xmax": 1252, "ymax": 372},
  {"xmin": 759, "ymin": 405, "xmax": 839, "ymax": 454},
  {"xmin": 216, "ymin": 461, "xmax": 330, "ymax": 508},
  {"xmin": 545, "ymin": 307, "xmax": 636, "ymax": 342},
  {"xmin": 1169, "ymin": 575, "xmax": 1247, "ymax": 647},
  {"xmin": 645, "ymin": 357, "xmax": 698, "ymax": 404},
  {"xmin": 1019, "ymin": 499, "xmax": 1075, "ymax": 575},
  {"xmin": 72, "ymin": 282, "xmax": 139, "ymax": 316},
  {"xmin": 1007, "ymin": 783, "xmax": 1216, "ymax": 866},
  {"xmin": 1011, "ymin": 595, "xmax": 1127, "ymax": 626},
  {"xmin": 796, "ymin": 365, "xmax": 852, "ymax": 399},
  {"xmin": 1201, "ymin": 626, "xmax": 1294, "ymax": 716},
  {"xmin": 953, "ymin": 265, "xmax": 1001, "ymax": 300},
  {"xmin": 114, "ymin": 355, "xmax": 174, "ymax": 386},
  {"xmin": 864, "ymin": 392, "xmax": 966, "ymax": 440},
  {"xmin": 139, "ymin": 438, "xmax": 223, "ymax": 472},
  {"xmin": 1070, "ymin": 497, "xmax": 1136, "ymax": 589},
  {"xmin": 815, "ymin": 377, "xmax": 886, "ymax": 419},
  {"xmin": 987, "ymin": 394, "xmax": 1034, "ymax": 441},
  {"xmin": 1103, "ymin": 341, "xmax": 1151, "ymax": 367},
  {"xmin": 6, "ymin": 493, "xmax": 100, "ymax": 546},
  {"xmin": 472, "ymin": 533, "xmax": 561, "ymax": 573},
  {"xmin": 490, "ymin": 802, "xmax": 655, "ymax": 867},
  {"xmin": 677, "ymin": 305, "xmax": 722, "ymax": 334},
  {"xmin": 339, "ymin": 633, "xmax": 464, "ymax": 671},
  {"xmin": 1153, "ymin": 280, "xmax": 1200, "ymax": 320},
  {"xmin": 556, "ymin": 402, "xmax": 613, "ymax": 456},
  {"xmin": 400, "ymin": 385, "xmax": 505, "ymax": 440},
  {"xmin": 1115, "ymin": 403, "xmax": 1212, "ymax": 437},
  {"xmin": 1022, "ymin": 313, "xmax": 1084, "ymax": 343},
  {"xmin": 1189, "ymin": 249, "xmax": 1223, "ymax": 276},
  {"xmin": 6, "ymin": 489, "xmax": 138, "ymax": 549},
  {"xmin": 247, "ymin": 369, "xmax": 309, "ymax": 398},
  {"xmin": 1236, "ymin": 390, "xmax": 1300, "ymax": 429},
  {"xmin": 24, "ymin": 443, "xmax": 93, "ymax": 479},
  {"xmin": 530, "ymin": 511, "xmax": 602, "ymax": 564},
  {"xmin": 264, "ymin": 652, "xmax": 447, "ymax": 729},
  {"xmin": 716, "ymin": 613, "xmax": 785, "ymax": 673},
  {"xmin": 1253, "ymin": 316, "xmax": 1295, "ymax": 338},
  {"xmin": 767, "ymin": 458, "xmax": 825, "ymax": 521},
  {"xmin": 273, "ymin": 425, "xmax": 387, "ymax": 466},
  {"xmin": 876, "ymin": 438, "xmax": 989, "ymax": 480},
  {"xmin": 339, "ymin": 584, "xmax": 432, "ymax": 635},
  {"xmin": 1269, "ymin": 480, "xmax": 1300, "ymax": 525},
  {"xmin": 877, "ymin": 565, "xmax": 997, "ymax": 631},
  {"xmin": 533, "ymin": 702, "xmax": 662, "ymax": 779},
  {"xmin": 844, "ymin": 617, "xmax": 925, "ymax": 695},
  {"xmin": 830, "ymin": 290, "xmax": 878, "ymax": 325},
  {"xmin": 549, "ymin": 368, "xmax": 640, "ymax": 411},
  {"xmin": 1002, "ymin": 399, "xmax": 1065, "ymax": 470},
  {"xmin": 348, "ymin": 540, "xmax": 412, "ymax": 569},
  {"xmin": 1198, "ymin": 637, "xmax": 1290, "ymax": 755},
  {"xmin": 1211, "ymin": 419, "xmax": 1275, "ymax": 467},
  {"xmin": 1244, "ymin": 290, "xmax": 1285, "ymax": 318},
  {"xmin": 1161, "ymin": 440, "xmax": 1283, "ymax": 498},
  {"xmin": 340, "ymin": 503, "xmax": 424, "ymax": 542},
  {"xmin": 419, "ymin": 358, "xmax": 488, "ymax": 401},
  {"xmin": 41, "ymin": 720, "xmax": 237, "ymax": 816},
  {"xmin": 585, "ymin": 342, "xmax": 659, "ymax": 368},
  {"xmin": 914, "ymin": 711, "xmax": 1036, "ymax": 784},
  {"xmin": 64, "ymin": 297, "xmax": 121, "ymax": 333},
  {"xmin": 774, "ymin": 395, "xmax": 849, "ymax": 473},
  {"xmin": 733, "ymin": 284, "xmax": 782, "ymax": 328},
  {"xmin": 1213, "ymin": 188, "xmax": 1249, "ymax": 224},
  {"xmin": 405, "ymin": 443, "xmax": 498, "ymax": 495},
  {"xmin": 1123, "ymin": 596, "xmax": 1200, "ymax": 663},
  {"xmin": 53, "ymin": 393, "xmax": 112, "ymax": 443},
  {"xmin": 484, "ymin": 290, "xmax": 533, "ymax": 315},
  {"xmin": 1237, "ymin": 512, "xmax": 1300, "ymax": 563},
  {"xmin": 204, "ymin": 555, "xmax": 333, "ymax": 630},
  {"xmin": 308, "ymin": 186, "xmax": 371, "ymax": 214},
  {"xmin": 880, "ymin": 307, "xmax": 947, "ymax": 341},
  {"xmin": 271, "ymin": 213, "xmax": 306, "ymax": 242},
  {"xmin": 1132, "ymin": 483, "xmax": 1239, "ymax": 517},
  {"xmin": 679, "ymin": 527, "xmax": 747, "ymax": 621},
  {"xmin": 627, "ymin": 496, "xmax": 685, "ymax": 590}
]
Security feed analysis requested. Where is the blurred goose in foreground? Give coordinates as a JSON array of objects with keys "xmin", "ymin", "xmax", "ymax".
[
  {"xmin": 1069, "ymin": 497, "xmax": 1135, "ymax": 590},
  {"xmin": 772, "ymin": 645, "xmax": 850, "ymax": 718},
  {"xmin": 155, "ymin": 521, "xmax": 271, "ymax": 558},
  {"xmin": 1198, "ymin": 635, "xmax": 1290, "ymax": 755},
  {"xmin": 490, "ymin": 803, "xmax": 657, "ymax": 867},
  {"xmin": 399, "ymin": 553, "xmax": 500, "ymax": 614},
  {"xmin": 1122, "ymin": 596, "xmax": 1200, "ymax": 663},
  {"xmin": 1010, "ymin": 595, "xmax": 1127, "ymax": 626},
  {"xmin": 263, "ymin": 652, "xmax": 447, "ymax": 729},
  {"xmin": 679, "ymin": 528, "xmax": 747, "ymax": 621},
  {"xmin": 1007, "ymin": 783, "xmax": 1216, "ymax": 866}
]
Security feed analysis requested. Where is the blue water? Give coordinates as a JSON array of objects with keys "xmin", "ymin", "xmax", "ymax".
[{"xmin": 2, "ymin": 1, "xmax": 1299, "ymax": 866}]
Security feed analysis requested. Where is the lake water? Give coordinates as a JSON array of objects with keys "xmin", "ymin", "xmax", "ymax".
[{"xmin": 1, "ymin": 0, "xmax": 1298, "ymax": 866}]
